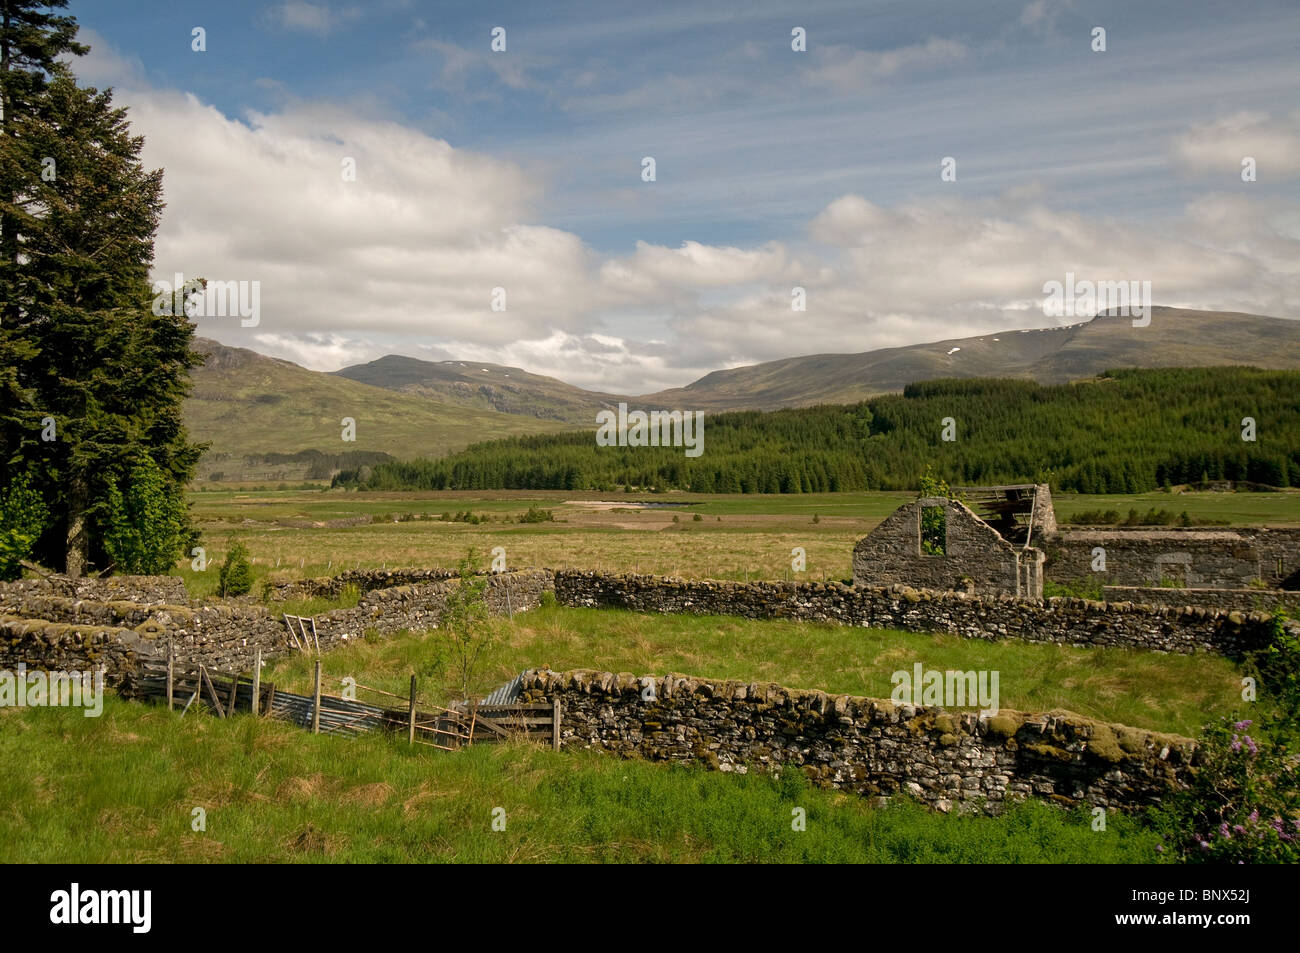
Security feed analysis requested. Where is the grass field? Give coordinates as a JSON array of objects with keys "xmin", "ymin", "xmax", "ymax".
[
  {"xmin": 0, "ymin": 698, "xmax": 1166, "ymax": 863},
  {"xmin": 179, "ymin": 487, "xmax": 1300, "ymax": 594},
  {"xmin": 260, "ymin": 604, "xmax": 1240, "ymax": 737},
  {"xmin": 14, "ymin": 484, "xmax": 1282, "ymax": 864}
]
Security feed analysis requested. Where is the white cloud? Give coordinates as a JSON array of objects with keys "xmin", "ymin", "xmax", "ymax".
[
  {"xmin": 803, "ymin": 38, "xmax": 968, "ymax": 92},
  {"xmin": 114, "ymin": 86, "xmax": 617, "ymax": 348},
  {"xmin": 662, "ymin": 189, "xmax": 1300, "ymax": 369},
  {"xmin": 75, "ymin": 35, "xmax": 1300, "ymax": 394},
  {"xmin": 417, "ymin": 38, "xmax": 536, "ymax": 93},
  {"xmin": 1018, "ymin": 0, "xmax": 1074, "ymax": 32},
  {"xmin": 1171, "ymin": 111, "xmax": 1300, "ymax": 179},
  {"xmin": 264, "ymin": 2, "xmax": 359, "ymax": 37},
  {"xmin": 251, "ymin": 331, "xmax": 377, "ymax": 368}
]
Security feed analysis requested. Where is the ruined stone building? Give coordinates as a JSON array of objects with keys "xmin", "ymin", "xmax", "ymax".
[
  {"xmin": 853, "ymin": 483, "xmax": 1300, "ymax": 599},
  {"xmin": 852, "ymin": 485, "xmax": 1053, "ymax": 598}
]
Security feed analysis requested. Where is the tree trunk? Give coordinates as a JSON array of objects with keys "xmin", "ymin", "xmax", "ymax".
[{"xmin": 65, "ymin": 472, "xmax": 87, "ymax": 578}]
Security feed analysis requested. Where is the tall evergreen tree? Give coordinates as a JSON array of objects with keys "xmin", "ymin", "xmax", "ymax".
[
  {"xmin": 1, "ymin": 0, "xmax": 85, "ymax": 488},
  {"xmin": 2, "ymin": 5, "xmax": 204, "ymax": 576}
]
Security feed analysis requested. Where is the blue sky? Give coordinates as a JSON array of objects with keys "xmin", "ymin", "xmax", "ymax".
[{"xmin": 73, "ymin": 0, "xmax": 1300, "ymax": 392}]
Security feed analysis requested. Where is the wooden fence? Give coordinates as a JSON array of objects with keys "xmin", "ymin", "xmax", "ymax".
[{"xmin": 136, "ymin": 648, "xmax": 560, "ymax": 752}]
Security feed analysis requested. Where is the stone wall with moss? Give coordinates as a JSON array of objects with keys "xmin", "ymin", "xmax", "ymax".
[
  {"xmin": 554, "ymin": 571, "xmax": 1288, "ymax": 657},
  {"xmin": 0, "ymin": 615, "xmax": 150, "ymax": 691},
  {"xmin": 0, "ymin": 570, "xmax": 553, "ymax": 684},
  {"xmin": 266, "ymin": 568, "xmax": 464, "ymax": 602},
  {"xmin": 1102, "ymin": 586, "xmax": 1300, "ymax": 613},
  {"xmin": 517, "ymin": 668, "xmax": 1194, "ymax": 814}
]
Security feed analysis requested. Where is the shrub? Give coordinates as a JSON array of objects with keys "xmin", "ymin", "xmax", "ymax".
[
  {"xmin": 1043, "ymin": 578, "xmax": 1104, "ymax": 600},
  {"xmin": 102, "ymin": 456, "xmax": 191, "ymax": 575},
  {"xmin": 518, "ymin": 506, "xmax": 554, "ymax": 524},
  {"xmin": 693, "ymin": 513, "xmax": 703, "ymax": 522},
  {"xmin": 218, "ymin": 542, "xmax": 254, "ymax": 597},
  {"xmin": 0, "ymin": 471, "xmax": 48, "ymax": 581},
  {"xmin": 1155, "ymin": 610, "xmax": 1300, "ymax": 862},
  {"xmin": 1152, "ymin": 716, "xmax": 1300, "ymax": 863},
  {"xmin": 1244, "ymin": 608, "xmax": 1300, "ymax": 733},
  {"xmin": 442, "ymin": 549, "xmax": 500, "ymax": 702}
]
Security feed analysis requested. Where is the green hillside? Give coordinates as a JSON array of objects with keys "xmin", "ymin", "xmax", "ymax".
[
  {"xmin": 332, "ymin": 354, "xmax": 623, "ymax": 425},
  {"xmin": 186, "ymin": 339, "xmax": 563, "ymax": 482},
  {"xmin": 343, "ymin": 367, "xmax": 1300, "ymax": 494}
]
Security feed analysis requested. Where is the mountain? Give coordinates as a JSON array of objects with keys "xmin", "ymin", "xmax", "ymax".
[
  {"xmin": 638, "ymin": 308, "xmax": 1300, "ymax": 410},
  {"xmin": 185, "ymin": 339, "xmax": 559, "ymax": 482},
  {"xmin": 331, "ymin": 355, "xmax": 624, "ymax": 425},
  {"xmin": 330, "ymin": 308, "xmax": 1300, "ymax": 416},
  {"xmin": 189, "ymin": 307, "xmax": 1300, "ymax": 477}
]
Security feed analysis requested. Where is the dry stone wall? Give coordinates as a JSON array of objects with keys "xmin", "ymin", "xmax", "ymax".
[
  {"xmin": 267, "ymin": 568, "xmax": 464, "ymax": 602},
  {"xmin": 0, "ymin": 570, "xmax": 553, "ymax": 687},
  {"xmin": 0, "ymin": 615, "xmax": 151, "ymax": 692},
  {"xmin": 5, "ymin": 566, "xmax": 1277, "ymax": 815},
  {"xmin": 1102, "ymin": 586, "xmax": 1300, "ymax": 613},
  {"xmin": 3, "ymin": 562, "xmax": 1289, "ymax": 700},
  {"xmin": 517, "ymin": 668, "xmax": 1194, "ymax": 814},
  {"xmin": 0, "ymin": 574, "xmax": 188, "ymax": 605},
  {"xmin": 554, "ymin": 570, "xmax": 1287, "ymax": 657}
]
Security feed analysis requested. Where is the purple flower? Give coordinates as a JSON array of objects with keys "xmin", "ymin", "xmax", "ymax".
[
  {"xmin": 1233, "ymin": 719, "xmax": 1253, "ymax": 730},
  {"xmin": 1245, "ymin": 736, "xmax": 1258, "ymax": 755},
  {"xmin": 1230, "ymin": 735, "xmax": 1242, "ymax": 752},
  {"xmin": 1155, "ymin": 844, "xmax": 1164, "ymax": 853},
  {"xmin": 1249, "ymin": 810, "xmax": 1260, "ymax": 824}
]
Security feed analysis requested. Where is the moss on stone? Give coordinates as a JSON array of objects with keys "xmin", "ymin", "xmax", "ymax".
[
  {"xmin": 1024, "ymin": 742, "xmax": 1075, "ymax": 762},
  {"xmin": 1117, "ymin": 729, "xmax": 1148, "ymax": 755},
  {"xmin": 1085, "ymin": 723, "xmax": 1125, "ymax": 764},
  {"xmin": 932, "ymin": 713, "xmax": 959, "ymax": 735},
  {"xmin": 985, "ymin": 712, "xmax": 1023, "ymax": 739}
]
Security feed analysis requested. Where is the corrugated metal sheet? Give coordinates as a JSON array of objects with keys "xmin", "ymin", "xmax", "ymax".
[{"xmin": 481, "ymin": 672, "xmax": 524, "ymax": 706}]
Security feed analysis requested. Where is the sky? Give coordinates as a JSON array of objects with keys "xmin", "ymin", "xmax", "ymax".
[{"xmin": 71, "ymin": 0, "xmax": 1300, "ymax": 394}]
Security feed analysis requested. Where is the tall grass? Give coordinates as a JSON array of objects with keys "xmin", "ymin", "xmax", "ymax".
[
  {"xmin": 261, "ymin": 605, "xmax": 1241, "ymax": 736},
  {"xmin": 0, "ymin": 699, "xmax": 1164, "ymax": 864}
]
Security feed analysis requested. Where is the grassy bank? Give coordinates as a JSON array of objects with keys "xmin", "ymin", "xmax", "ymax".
[
  {"xmin": 257, "ymin": 605, "xmax": 1240, "ymax": 737},
  {"xmin": 0, "ymin": 698, "xmax": 1164, "ymax": 863}
]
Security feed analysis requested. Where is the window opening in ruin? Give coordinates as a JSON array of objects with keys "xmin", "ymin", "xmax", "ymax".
[{"xmin": 920, "ymin": 506, "xmax": 947, "ymax": 555}]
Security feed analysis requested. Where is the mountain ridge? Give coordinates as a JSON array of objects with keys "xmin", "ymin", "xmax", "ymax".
[
  {"xmin": 187, "ymin": 307, "xmax": 1300, "ymax": 474},
  {"xmin": 332, "ymin": 307, "xmax": 1300, "ymax": 414}
]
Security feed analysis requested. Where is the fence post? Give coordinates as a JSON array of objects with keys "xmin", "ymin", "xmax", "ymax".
[
  {"xmin": 166, "ymin": 640, "xmax": 174, "ymax": 711},
  {"xmin": 552, "ymin": 696, "xmax": 561, "ymax": 752},
  {"xmin": 407, "ymin": 674, "xmax": 417, "ymax": 745},
  {"xmin": 312, "ymin": 659, "xmax": 322, "ymax": 734},
  {"xmin": 251, "ymin": 648, "xmax": 261, "ymax": 716}
]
